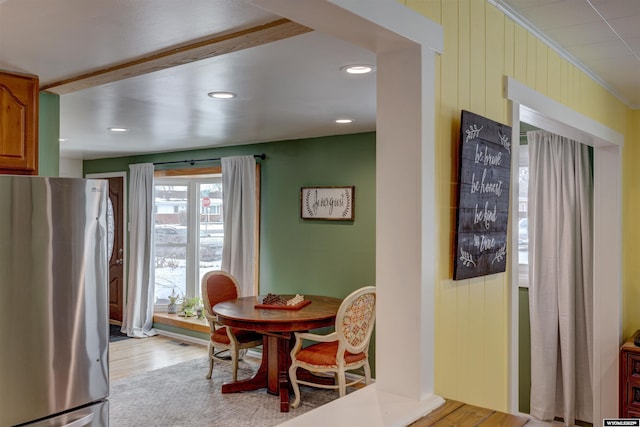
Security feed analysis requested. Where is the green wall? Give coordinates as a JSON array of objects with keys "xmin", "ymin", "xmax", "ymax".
[
  {"xmin": 84, "ymin": 132, "xmax": 376, "ymax": 298},
  {"xmin": 84, "ymin": 132, "xmax": 377, "ymax": 369},
  {"xmin": 519, "ymin": 287, "xmax": 531, "ymax": 413},
  {"xmin": 257, "ymin": 134, "xmax": 376, "ymax": 297},
  {"xmin": 38, "ymin": 92, "xmax": 60, "ymax": 177}
]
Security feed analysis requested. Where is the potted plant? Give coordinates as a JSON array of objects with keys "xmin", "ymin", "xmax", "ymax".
[
  {"xmin": 167, "ymin": 293, "xmax": 180, "ymax": 314},
  {"xmin": 181, "ymin": 297, "xmax": 201, "ymax": 317}
]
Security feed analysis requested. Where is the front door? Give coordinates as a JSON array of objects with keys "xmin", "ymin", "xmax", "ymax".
[{"xmin": 107, "ymin": 176, "xmax": 125, "ymax": 323}]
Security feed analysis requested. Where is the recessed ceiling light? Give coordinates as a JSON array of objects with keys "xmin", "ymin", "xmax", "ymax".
[
  {"xmin": 108, "ymin": 127, "xmax": 129, "ymax": 132},
  {"xmin": 340, "ymin": 64, "xmax": 375, "ymax": 75},
  {"xmin": 208, "ymin": 91, "xmax": 237, "ymax": 99},
  {"xmin": 59, "ymin": 138, "xmax": 68, "ymax": 142},
  {"xmin": 335, "ymin": 118, "xmax": 353, "ymax": 124}
]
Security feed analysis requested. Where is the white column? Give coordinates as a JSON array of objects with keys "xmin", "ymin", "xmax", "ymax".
[{"xmin": 375, "ymin": 44, "xmax": 437, "ymax": 400}]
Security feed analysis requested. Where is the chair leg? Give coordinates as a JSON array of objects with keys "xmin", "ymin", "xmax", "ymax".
[
  {"xmin": 206, "ymin": 342, "xmax": 214, "ymax": 380},
  {"xmin": 289, "ymin": 365, "xmax": 302, "ymax": 409},
  {"xmin": 337, "ymin": 367, "xmax": 347, "ymax": 397},
  {"xmin": 364, "ymin": 362, "xmax": 372, "ymax": 385}
]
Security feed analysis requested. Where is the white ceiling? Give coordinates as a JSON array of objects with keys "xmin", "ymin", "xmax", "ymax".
[
  {"xmin": 58, "ymin": 30, "xmax": 377, "ymax": 159},
  {"xmin": 0, "ymin": 0, "xmax": 637, "ymax": 160}
]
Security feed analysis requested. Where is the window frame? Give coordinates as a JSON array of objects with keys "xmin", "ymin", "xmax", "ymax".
[{"xmin": 153, "ymin": 164, "xmax": 261, "ymax": 309}]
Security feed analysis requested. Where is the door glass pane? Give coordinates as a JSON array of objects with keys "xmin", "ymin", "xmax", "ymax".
[
  {"xmin": 155, "ymin": 184, "xmax": 188, "ymax": 300},
  {"xmin": 107, "ymin": 198, "xmax": 115, "ymax": 261}
]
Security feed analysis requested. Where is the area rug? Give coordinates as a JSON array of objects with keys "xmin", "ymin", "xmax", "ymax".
[
  {"xmin": 109, "ymin": 324, "xmax": 130, "ymax": 343},
  {"xmin": 108, "ymin": 357, "xmax": 339, "ymax": 427}
]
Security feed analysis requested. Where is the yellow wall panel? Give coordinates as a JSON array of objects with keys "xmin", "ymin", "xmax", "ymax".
[
  {"xmin": 468, "ymin": 0, "xmax": 485, "ymax": 115},
  {"xmin": 525, "ymin": 32, "xmax": 537, "ymax": 89},
  {"xmin": 535, "ymin": 39, "xmax": 548, "ymax": 94},
  {"xmin": 486, "ymin": 4, "xmax": 505, "ymax": 120},
  {"xmin": 442, "ymin": 0, "xmax": 460, "ymax": 111},
  {"xmin": 466, "ymin": 278, "xmax": 488, "ymax": 402},
  {"xmin": 484, "ymin": 273, "xmax": 508, "ymax": 410},
  {"xmin": 503, "ymin": 19, "xmax": 515, "ymax": 117},
  {"xmin": 435, "ymin": 279, "xmax": 460, "ymax": 398},
  {"xmin": 581, "ymin": 76, "xmax": 599, "ymax": 120},
  {"xmin": 458, "ymin": 0, "xmax": 470, "ymax": 110},
  {"xmin": 512, "ymin": 25, "xmax": 527, "ymax": 84},
  {"xmin": 454, "ymin": 280, "xmax": 472, "ymax": 402},
  {"xmin": 572, "ymin": 67, "xmax": 582, "ymax": 112},
  {"xmin": 503, "ymin": 19, "xmax": 514, "ymax": 77},
  {"xmin": 589, "ymin": 84, "xmax": 626, "ymax": 133},
  {"xmin": 546, "ymin": 50, "xmax": 562, "ymax": 104},
  {"xmin": 430, "ymin": 0, "xmax": 442, "ymax": 23},
  {"xmin": 560, "ymin": 59, "xmax": 568, "ymax": 104},
  {"xmin": 438, "ymin": 0, "xmax": 457, "ymax": 280},
  {"xmin": 405, "ymin": 0, "xmax": 428, "ymax": 18}
]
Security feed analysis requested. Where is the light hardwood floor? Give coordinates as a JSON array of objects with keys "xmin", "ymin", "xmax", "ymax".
[
  {"xmin": 109, "ymin": 334, "xmax": 208, "ymax": 382},
  {"xmin": 109, "ymin": 335, "xmax": 558, "ymax": 426}
]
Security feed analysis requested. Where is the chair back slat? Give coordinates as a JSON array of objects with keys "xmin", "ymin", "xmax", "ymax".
[
  {"xmin": 336, "ymin": 286, "xmax": 376, "ymax": 354},
  {"xmin": 201, "ymin": 270, "xmax": 240, "ymax": 315}
]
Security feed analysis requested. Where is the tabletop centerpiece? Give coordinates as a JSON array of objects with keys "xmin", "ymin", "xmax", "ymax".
[{"xmin": 255, "ymin": 293, "xmax": 310, "ymax": 310}]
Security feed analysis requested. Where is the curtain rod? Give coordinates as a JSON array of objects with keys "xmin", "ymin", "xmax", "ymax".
[{"xmin": 153, "ymin": 153, "xmax": 266, "ymax": 166}]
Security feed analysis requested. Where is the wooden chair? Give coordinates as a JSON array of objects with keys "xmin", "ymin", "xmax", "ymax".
[
  {"xmin": 201, "ymin": 270, "xmax": 262, "ymax": 381},
  {"xmin": 288, "ymin": 286, "xmax": 376, "ymax": 408}
]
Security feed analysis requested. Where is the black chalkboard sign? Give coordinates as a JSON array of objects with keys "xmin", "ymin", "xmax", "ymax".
[{"xmin": 453, "ymin": 110, "xmax": 512, "ymax": 280}]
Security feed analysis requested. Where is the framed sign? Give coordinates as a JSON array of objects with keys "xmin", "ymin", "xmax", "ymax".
[
  {"xmin": 453, "ymin": 110, "xmax": 512, "ymax": 280},
  {"xmin": 301, "ymin": 186, "xmax": 354, "ymax": 220}
]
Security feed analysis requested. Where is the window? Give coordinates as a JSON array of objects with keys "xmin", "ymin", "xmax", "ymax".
[
  {"xmin": 153, "ymin": 165, "xmax": 260, "ymax": 306},
  {"xmin": 154, "ymin": 178, "xmax": 222, "ymax": 303}
]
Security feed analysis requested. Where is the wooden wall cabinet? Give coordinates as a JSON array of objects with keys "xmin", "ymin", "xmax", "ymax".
[
  {"xmin": 0, "ymin": 71, "xmax": 38, "ymax": 175},
  {"xmin": 620, "ymin": 330, "xmax": 640, "ymax": 417}
]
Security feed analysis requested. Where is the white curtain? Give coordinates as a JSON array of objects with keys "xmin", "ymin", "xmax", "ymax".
[
  {"xmin": 221, "ymin": 156, "xmax": 257, "ymax": 297},
  {"xmin": 528, "ymin": 130, "xmax": 593, "ymax": 425},
  {"xmin": 121, "ymin": 163, "xmax": 157, "ymax": 338}
]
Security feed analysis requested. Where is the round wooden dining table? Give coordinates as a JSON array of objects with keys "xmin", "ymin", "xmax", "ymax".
[{"xmin": 213, "ymin": 294, "xmax": 341, "ymax": 412}]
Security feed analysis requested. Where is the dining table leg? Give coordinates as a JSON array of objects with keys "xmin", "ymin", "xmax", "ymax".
[
  {"xmin": 278, "ymin": 333, "xmax": 294, "ymax": 412},
  {"xmin": 278, "ymin": 339, "xmax": 289, "ymax": 411},
  {"xmin": 266, "ymin": 334, "xmax": 281, "ymax": 395},
  {"xmin": 220, "ymin": 332, "xmax": 337, "ymax": 413},
  {"xmin": 220, "ymin": 333, "xmax": 293, "ymax": 412},
  {"xmin": 264, "ymin": 333, "xmax": 292, "ymax": 412}
]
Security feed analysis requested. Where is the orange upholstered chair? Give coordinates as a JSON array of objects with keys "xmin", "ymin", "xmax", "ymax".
[
  {"xmin": 288, "ymin": 286, "xmax": 376, "ymax": 408},
  {"xmin": 201, "ymin": 270, "xmax": 262, "ymax": 381}
]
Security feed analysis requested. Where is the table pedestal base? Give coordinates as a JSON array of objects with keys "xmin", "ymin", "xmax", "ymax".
[{"xmin": 220, "ymin": 333, "xmax": 334, "ymax": 412}]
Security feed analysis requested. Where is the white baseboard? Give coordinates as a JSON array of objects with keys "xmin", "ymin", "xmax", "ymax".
[{"xmin": 155, "ymin": 329, "xmax": 209, "ymax": 347}]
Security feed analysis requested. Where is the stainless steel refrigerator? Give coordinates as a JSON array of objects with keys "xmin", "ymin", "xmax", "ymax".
[{"xmin": 0, "ymin": 176, "xmax": 109, "ymax": 426}]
